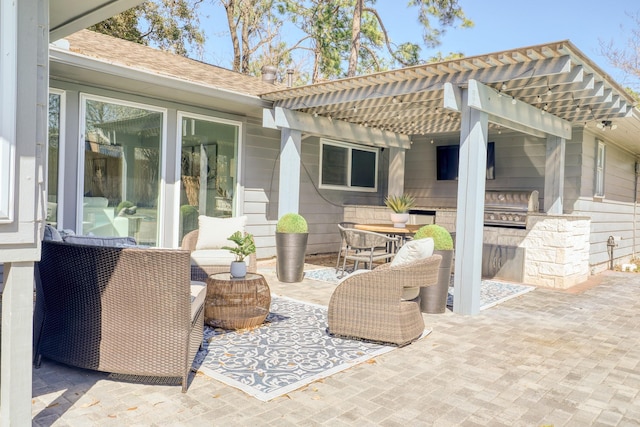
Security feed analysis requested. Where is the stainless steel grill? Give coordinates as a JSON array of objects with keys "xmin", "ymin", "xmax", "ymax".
[{"xmin": 484, "ymin": 190, "xmax": 539, "ymax": 228}]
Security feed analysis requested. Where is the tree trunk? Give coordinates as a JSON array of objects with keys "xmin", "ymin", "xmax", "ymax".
[{"xmin": 347, "ymin": 0, "xmax": 363, "ymax": 77}]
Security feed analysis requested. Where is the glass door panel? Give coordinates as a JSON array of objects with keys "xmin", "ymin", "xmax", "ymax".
[
  {"xmin": 83, "ymin": 98, "xmax": 163, "ymax": 246},
  {"xmin": 179, "ymin": 115, "xmax": 239, "ymax": 241},
  {"xmin": 47, "ymin": 92, "xmax": 61, "ymax": 227}
]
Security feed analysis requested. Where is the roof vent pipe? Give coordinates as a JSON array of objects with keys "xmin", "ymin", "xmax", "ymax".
[
  {"xmin": 261, "ymin": 65, "xmax": 277, "ymax": 84},
  {"xmin": 286, "ymin": 69, "xmax": 294, "ymax": 87}
]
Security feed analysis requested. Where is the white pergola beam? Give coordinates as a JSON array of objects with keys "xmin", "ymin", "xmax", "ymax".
[
  {"xmin": 275, "ymin": 56, "xmax": 572, "ymax": 110},
  {"xmin": 466, "ymin": 80, "xmax": 572, "ymax": 139},
  {"xmin": 445, "ymin": 81, "xmax": 562, "ymax": 139},
  {"xmin": 263, "ymin": 107, "xmax": 411, "ymax": 149}
]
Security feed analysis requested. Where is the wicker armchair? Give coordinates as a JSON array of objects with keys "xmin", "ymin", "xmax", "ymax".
[
  {"xmin": 33, "ymin": 240, "xmax": 204, "ymax": 392},
  {"xmin": 327, "ymin": 254, "xmax": 442, "ymax": 346},
  {"xmin": 181, "ymin": 229, "xmax": 257, "ymax": 282}
]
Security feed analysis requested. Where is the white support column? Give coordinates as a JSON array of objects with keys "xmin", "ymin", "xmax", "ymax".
[
  {"xmin": 544, "ymin": 135, "xmax": 565, "ymax": 214},
  {"xmin": 278, "ymin": 128, "xmax": 302, "ymax": 217},
  {"xmin": 453, "ymin": 88, "xmax": 488, "ymax": 315},
  {"xmin": 1, "ymin": 262, "xmax": 35, "ymax": 425},
  {"xmin": 387, "ymin": 147, "xmax": 405, "ymax": 196}
]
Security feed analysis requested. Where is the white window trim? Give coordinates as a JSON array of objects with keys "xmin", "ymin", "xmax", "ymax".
[
  {"xmin": 174, "ymin": 111, "xmax": 243, "ymax": 245},
  {"xmin": 0, "ymin": 0, "xmax": 17, "ymax": 223},
  {"xmin": 595, "ymin": 140, "xmax": 605, "ymax": 199},
  {"xmin": 48, "ymin": 88, "xmax": 66, "ymax": 228},
  {"xmin": 78, "ymin": 93, "xmax": 168, "ymax": 243},
  {"xmin": 319, "ymin": 138, "xmax": 378, "ymax": 192}
]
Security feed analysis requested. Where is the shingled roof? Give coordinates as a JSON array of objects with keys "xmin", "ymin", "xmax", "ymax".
[{"xmin": 63, "ymin": 29, "xmax": 280, "ymax": 96}]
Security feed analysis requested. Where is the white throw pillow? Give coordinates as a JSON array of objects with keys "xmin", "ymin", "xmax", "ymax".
[
  {"xmin": 390, "ymin": 238, "xmax": 435, "ymax": 267},
  {"xmin": 195, "ymin": 215, "xmax": 247, "ymax": 250}
]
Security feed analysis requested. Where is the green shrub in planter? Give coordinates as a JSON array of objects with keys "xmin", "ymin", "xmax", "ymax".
[
  {"xmin": 414, "ymin": 224, "xmax": 454, "ymax": 314},
  {"xmin": 276, "ymin": 213, "xmax": 308, "ymax": 233},
  {"xmin": 414, "ymin": 224, "xmax": 453, "ymax": 250},
  {"xmin": 275, "ymin": 213, "xmax": 308, "ymax": 282},
  {"xmin": 384, "ymin": 194, "xmax": 416, "ymax": 213}
]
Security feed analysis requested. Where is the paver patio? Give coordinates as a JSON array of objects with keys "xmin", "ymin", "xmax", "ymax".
[{"xmin": 22, "ymin": 260, "xmax": 640, "ymax": 426}]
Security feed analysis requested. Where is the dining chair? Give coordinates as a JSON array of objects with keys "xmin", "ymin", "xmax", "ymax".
[
  {"xmin": 338, "ymin": 226, "xmax": 398, "ymax": 277},
  {"xmin": 335, "ymin": 222, "xmax": 357, "ymax": 273}
]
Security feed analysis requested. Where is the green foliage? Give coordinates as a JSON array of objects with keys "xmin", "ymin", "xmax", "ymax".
[
  {"xmin": 222, "ymin": 231, "xmax": 256, "ymax": 262},
  {"xmin": 89, "ymin": 0, "xmax": 205, "ymax": 57},
  {"xmin": 414, "ymin": 224, "xmax": 454, "ymax": 250},
  {"xmin": 276, "ymin": 213, "xmax": 308, "ymax": 233},
  {"xmin": 384, "ymin": 194, "xmax": 416, "ymax": 213}
]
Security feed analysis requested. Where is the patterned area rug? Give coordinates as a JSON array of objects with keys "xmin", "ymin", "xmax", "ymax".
[
  {"xmin": 304, "ymin": 267, "xmax": 534, "ymax": 310},
  {"xmin": 193, "ymin": 296, "xmax": 430, "ymax": 401}
]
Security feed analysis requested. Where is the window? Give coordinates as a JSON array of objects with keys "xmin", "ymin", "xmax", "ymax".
[
  {"xmin": 319, "ymin": 139, "xmax": 378, "ymax": 191},
  {"xmin": 80, "ymin": 95, "xmax": 165, "ymax": 246},
  {"xmin": 178, "ymin": 112, "xmax": 241, "ymax": 240},
  {"xmin": 47, "ymin": 90, "xmax": 65, "ymax": 227},
  {"xmin": 595, "ymin": 141, "xmax": 605, "ymax": 197}
]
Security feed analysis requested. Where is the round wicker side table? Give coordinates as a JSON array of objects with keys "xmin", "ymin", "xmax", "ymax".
[{"xmin": 205, "ymin": 272, "xmax": 271, "ymax": 329}]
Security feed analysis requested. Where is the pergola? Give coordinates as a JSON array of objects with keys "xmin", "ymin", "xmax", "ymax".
[{"xmin": 261, "ymin": 41, "xmax": 639, "ymax": 315}]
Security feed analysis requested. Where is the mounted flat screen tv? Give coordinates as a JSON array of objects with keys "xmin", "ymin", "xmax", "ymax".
[{"xmin": 436, "ymin": 142, "xmax": 495, "ymax": 180}]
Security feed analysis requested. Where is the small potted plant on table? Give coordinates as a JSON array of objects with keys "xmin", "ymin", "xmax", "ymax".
[
  {"xmin": 275, "ymin": 213, "xmax": 308, "ymax": 283},
  {"xmin": 384, "ymin": 194, "xmax": 416, "ymax": 228},
  {"xmin": 413, "ymin": 224, "xmax": 454, "ymax": 313},
  {"xmin": 222, "ymin": 231, "xmax": 256, "ymax": 278}
]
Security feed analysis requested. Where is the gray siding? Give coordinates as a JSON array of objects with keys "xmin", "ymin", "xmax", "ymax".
[
  {"xmin": 405, "ymin": 132, "xmax": 547, "ymax": 209},
  {"xmin": 242, "ymin": 120, "xmax": 391, "ymax": 258},
  {"xmin": 570, "ymin": 128, "xmax": 640, "ymax": 270}
]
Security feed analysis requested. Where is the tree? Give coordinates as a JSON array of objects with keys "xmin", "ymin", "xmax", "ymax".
[
  {"xmin": 600, "ymin": 11, "xmax": 640, "ymax": 95},
  {"xmin": 346, "ymin": 0, "xmax": 472, "ymax": 77},
  {"xmin": 275, "ymin": 0, "xmax": 472, "ymax": 83},
  {"xmin": 219, "ymin": 0, "xmax": 283, "ymax": 74},
  {"xmin": 89, "ymin": 0, "xmax": 205, "ymax": 56}
]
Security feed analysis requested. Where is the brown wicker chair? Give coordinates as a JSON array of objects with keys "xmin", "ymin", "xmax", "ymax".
[
  {"xmin": 181, "ymin": 229, "xmax": 257, "ymax": 282},
  {"xmin": 33, "ymin": 240, "xmax": 204, "ymax": 392},
  {"xmin": 327, "ymin": 254, "xmax": 442, "ymax": 346}
]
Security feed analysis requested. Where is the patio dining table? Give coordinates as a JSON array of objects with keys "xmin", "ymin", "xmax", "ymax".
[{"xmin": 354, "ymin": 223, "xmax": 422, "ymax": 252}]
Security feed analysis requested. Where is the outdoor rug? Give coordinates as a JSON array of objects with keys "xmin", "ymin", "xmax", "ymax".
[
  {"xmin": 304, "ymin": 267, "xmax": 534, "ymax": 310},
  {"xmin": 193, "ymin": 296, "xmax": 430, "ymax": 401}
]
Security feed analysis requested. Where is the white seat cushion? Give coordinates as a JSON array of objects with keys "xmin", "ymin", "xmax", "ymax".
[
  {"xmin": 390, "ymin": 238, "xmax": 435, "ymax": 300},
  {"xmin": 391, "ymin": 238, "xmax": 434, "ymax": 267},
  {"xmin": 190, "ymin": 249, "xmax": 244, "ymax": 266},
  {"xmin": 190, "ymin": 280, "xmax": 206, "ymax": 322},
  {"xmin": 195, "ymin": 215, "xmax": 247, "ymax": 250}
]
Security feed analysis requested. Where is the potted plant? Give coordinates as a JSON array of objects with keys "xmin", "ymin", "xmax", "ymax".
[
  {"xmin": 413, "ymin": 224, "xmax": 454, "ymax": 313},
  {"xmin": 384, "ymin": 194, "xmax": 416, "ymax": 228},
  {"xmin": 222, "ymin": 231, "xmax": 256, "ymax": 278},
  {"xmin": 275, "ymin": 213, "xmax": 308, "ymax": 283}
]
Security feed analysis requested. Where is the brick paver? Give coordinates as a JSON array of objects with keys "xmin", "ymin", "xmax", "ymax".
[{"xmin": 26, "ymin": 266, "xmax": 640, "ymax": 426}]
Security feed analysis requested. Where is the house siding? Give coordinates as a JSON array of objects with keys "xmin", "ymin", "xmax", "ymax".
[
  {"xmin": 405, "ymin": 132, "xmax": 548, "ymax": 208},
  {"xmin": 569, "ymin": 128, "xmax": 640, "ymax": 272},
  {"xmin": 242, "ymin": 122, "xmax": 391, "ymax": 258}
]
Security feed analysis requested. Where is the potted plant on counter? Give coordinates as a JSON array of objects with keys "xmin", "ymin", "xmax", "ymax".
[
  {"xmin": 275, "ymin": 213, "xmax": 308, "ymax": 283},
  {"xmin": 384, "ymin": 194, "xmax": 416, "ymax": 228},
  {"xmin": 413, "ymin": 224, "xmax": 454, "ymax": 313},
  {"xmin": 222, "ymin": 231, "xmax": 256, "ymax": 278}
]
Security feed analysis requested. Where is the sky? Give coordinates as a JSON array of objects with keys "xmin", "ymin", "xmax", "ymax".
[{"xmin": 198, "ymin": 0, "xmax": 640, "ymax": 88}]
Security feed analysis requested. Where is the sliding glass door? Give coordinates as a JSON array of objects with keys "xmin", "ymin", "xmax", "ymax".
[
  {"xmin": 81, "ymin": 95, "xmax": 165, "ymax": 246},
  {"xmin": 179, "ymin": 113, "xmax": 240, "ymax": 241}
]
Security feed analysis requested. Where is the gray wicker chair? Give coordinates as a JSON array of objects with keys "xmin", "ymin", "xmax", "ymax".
[
  {"xmin": 327, "ymin": 254, "xmax": 442, "ymax": 346},
  {"xmin": 181, "ymin": 229, "xmax": 257, "ymax": 282},
  {"xmin": 337, "ymin": 226, "xmax": 398, "ymax": 277},
  {"xmin": 33, "ymin": 240, "xmax": 204, "ymax": 392}
]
